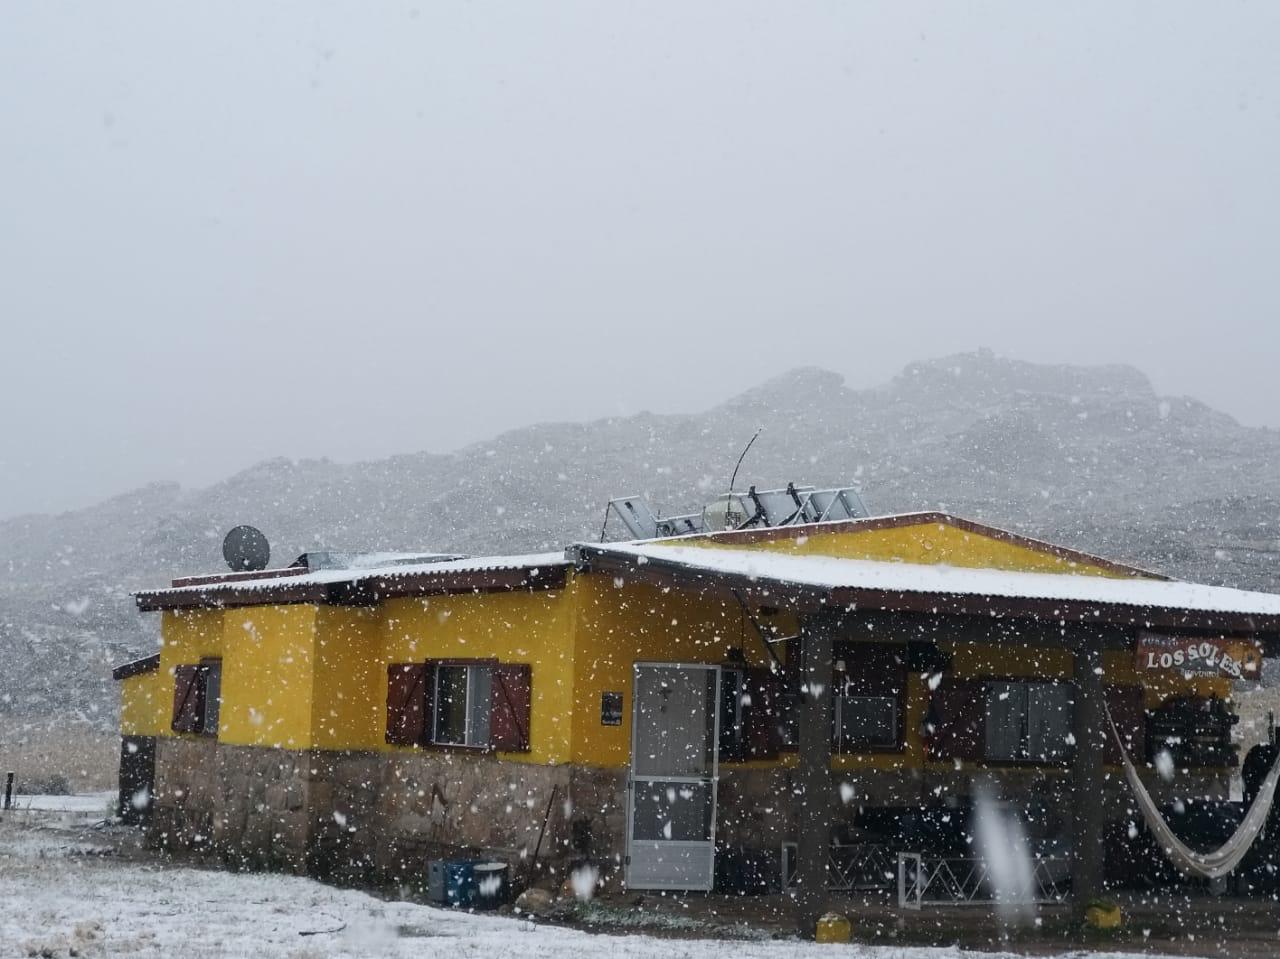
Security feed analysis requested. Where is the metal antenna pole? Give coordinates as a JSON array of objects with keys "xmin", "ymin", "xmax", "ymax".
[{"xmin": 728, "ymin": 428, "xmax": 762, "ymax": 494}]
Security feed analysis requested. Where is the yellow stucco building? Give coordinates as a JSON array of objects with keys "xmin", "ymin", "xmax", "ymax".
[{"xmin": 115, "ymin": 508, "xmax": 1277, "ymax": 900}]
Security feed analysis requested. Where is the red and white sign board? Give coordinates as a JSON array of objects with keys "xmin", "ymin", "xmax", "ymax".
[{"xmin": 1136, "ymin": 631, "xmax": 1263, "ymax": 681}]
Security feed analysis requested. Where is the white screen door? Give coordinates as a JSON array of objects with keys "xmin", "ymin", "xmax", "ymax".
[{"xmin": 626, "ymin": 663, "xmax": 720, "ymax": 890}]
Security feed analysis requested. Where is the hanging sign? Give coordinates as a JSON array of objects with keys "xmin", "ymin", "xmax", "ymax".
[
  {"xmin": 600, "ymin": 691, "xmax": 624, "ymax": 726},
  {"xmin": 1135, "ymin": 632, "xmax": 1263, "ymax": 681}
]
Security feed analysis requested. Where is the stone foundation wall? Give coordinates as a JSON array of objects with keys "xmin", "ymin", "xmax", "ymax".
[
  {"xmin": 148, "ymin": 738, "xmax": 1235, "ymax": 888},
  {"xmin": 367, "ymin": 752, "xmax": 573, "ymax": 885},
  {"xmin": 150, "ymin": 738, "xmax": 317, "ymax": 873},
  {"xmin": 149, "ymin": 739, "xmax": 598, "ymax": 884},
  {"xmin": 567, "ymin": 767, "xmax": 627, "ymax": 863},
  {"xmin": 304, "ymin": 750, "xmax": 381, "ymax": 881},
  {"xmin": 714, "ymin": 763, "xmax": 1230, "ymax": 857},
  {"xmin": 716, "ymin": 767, "xmax": 795, "ymax": 853}
]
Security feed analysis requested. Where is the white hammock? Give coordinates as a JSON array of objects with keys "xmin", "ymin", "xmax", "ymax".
[{"xmin": 1105, "ymin": 703, "xmax": 1280, "ymax": 879}]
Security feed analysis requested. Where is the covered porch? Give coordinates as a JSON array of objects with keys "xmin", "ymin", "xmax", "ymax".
[{"xmin": 572, "ymin": 538, "xmax": 1280, "ymax": 930}]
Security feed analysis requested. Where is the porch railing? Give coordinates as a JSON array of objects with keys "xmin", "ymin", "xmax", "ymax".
[
  {"xmin": 781, "ymin": 842, "xmax": 895, "ymax": 891},
  {"xmin": 896, "ymin": 852, "xmax": 1071, "ymax": 909}
]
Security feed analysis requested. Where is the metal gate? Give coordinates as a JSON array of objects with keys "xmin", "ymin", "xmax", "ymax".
[
  {"xmin": 625, "ymin": 663, "xmax": 721, "ymax": 890},
  {"xmin": 897, "ymin": 853, "xmax": 1070, "ymax": 908}
]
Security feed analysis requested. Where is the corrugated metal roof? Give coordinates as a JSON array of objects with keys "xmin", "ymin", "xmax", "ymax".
[
  {"xmin": 645, "ymin": 511, "xmax": 1164, "ymax": 580},
  {"xmin": 584, "ymin": 542, "xmax": 1280, "ymax": 618},
  {"xmin": 136, "ymin": 552, "xmax": 568, "ymax": 608}
]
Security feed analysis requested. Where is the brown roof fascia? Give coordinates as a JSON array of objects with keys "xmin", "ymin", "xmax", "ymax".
[
  {"xmin": 674, "ymin": 511, "xmax": 1165, "ymax": 581},
  {"xmin": 171, "ymin": 566, "xmax": 312, "ymax": 588},
  {"xmin": 333, "ymin": 565, "xmax": 568, "ymax": 605},
  {"xmin": 135, "ymin": 565, "xmax": 568, "ymax": 612},
  {"xmin": 111, "ymin": 653, "xmax": 161, "ymax": 681},
  {"xmin": 826, "ymin": 586, "xmax": 1280, "ymax": 634},
  {"xmin": 573, "ymin": 544, "xmax": 829, "ymax": 611},
  {"xmin": 135, "ymin": 581, "xmax": 330, "ymax": 612},
  {"xmin": 575, "ymin": 545, "xmax": 1280, "ymax": 636}
]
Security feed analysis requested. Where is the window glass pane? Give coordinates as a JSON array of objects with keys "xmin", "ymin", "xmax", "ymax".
[
  {"xmin": 1027, "ymin": 683, "xmax": 1073, "ymax": 761},
  {"xmin": 632, "ymin": 667, "xmax": 716, "ymax": 778},
  {"xmin": 717, "ymin": 669, "xmax": 743, "ymax": 757},
  {"xmin": 203, "ymin": 662, "xmax": 222, "ymax": 735},
  {"xmin": 982, "ymin": 682, "xmax": 1075, "ymax": 762},
  {"xmin": 631, "ymin": 780, "xmax": 714, "ymax": 842},
  {"xmin": 435, "ymin": 665, "xmax": 468, "ymax": 745},
  {"xmin": 467, "ymin": 666, "xmax": 492, "ymax": 746},
  {"xmin": 985, "ymin": 682, "xmax": 1025, "ymax": 760},
  {"xmin": 777, "ymin": 687, "xmax": 798, "ymax": 751},
  {"xmin": 838, "ymin": 693, "xmax": 897, "ymax": 750}
]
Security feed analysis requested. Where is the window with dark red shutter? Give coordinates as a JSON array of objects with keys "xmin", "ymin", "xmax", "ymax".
[
  {"xmin": 717, "ymin": 668, "xmax": 747, "ymax": 761},
  {"xmin": 1105, "ymin": 684, "xmax": 1146, "ymax": 765},
  {"xmin": 928, "ymin": 678, "xmax": 987, "ymax": 761},
  {"xmin": 983, "ymin": 680, "xmax": 1074, "ymax": 762},
  {"xmin": 388, "ymin": 659, "xmax": 531, "ymax": 751},
  {"xmin": 171, "ymin": 664, "xmax": 206, "ymax": 734},
  {"xmin": 491, "ymin": 664, "xmax": 532, "ymax": 752},
  {"xmin": 386, "ymin": 662, "xmax": 430, "ymax": 746},
  {"xmin": 835, "ymin": 644, "xmax": 907, "ymax": 753},
  {"xmin": 742, "ymin": 667, "xmax": 784, "ymax": 760},
  {"xmin": 200, "ymin": 659, "xmax": 222, "ymax": 736}
]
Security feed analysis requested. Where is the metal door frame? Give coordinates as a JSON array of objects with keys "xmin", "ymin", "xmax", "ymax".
[{"xmin": 624, "ymin": 662, "xmax": 721, "ymax": 891}]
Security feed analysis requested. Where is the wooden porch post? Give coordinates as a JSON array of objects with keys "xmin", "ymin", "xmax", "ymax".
[
  {"xmin": 1071, "ymin": 628, "xmax": 1106, "ymax": 915},
  {"xmin": 794, "ymin": 609, "xmax": 837, "ymax": 935}
]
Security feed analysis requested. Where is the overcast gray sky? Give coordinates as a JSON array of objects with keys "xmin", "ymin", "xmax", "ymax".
[{"xmin": 2, "ymin": 2, "xmax": 1277, "ymax": 520}]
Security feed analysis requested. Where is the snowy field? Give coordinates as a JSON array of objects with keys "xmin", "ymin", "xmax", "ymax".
[
  {"xmin": 0, "ymin": 806, "xmax": 1189, "ymax": 959},
  {"xmin": 5, "ymin": 791, "xmax": 116, "ymax": 814}
]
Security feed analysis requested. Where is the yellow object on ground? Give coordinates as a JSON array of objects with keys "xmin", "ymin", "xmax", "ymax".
[
  {"xmin": 815, "ymin": 912, "xmax": 852, "ymax": 943},
  {"xmin": 1085, "ymin": 901, "xmax": 1123, "ymax": 930}
]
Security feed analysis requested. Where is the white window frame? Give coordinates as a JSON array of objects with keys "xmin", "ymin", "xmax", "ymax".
[
  {"xmin": 984, "ymin": 681, "xmax": 1073, "ymax": 763},
  {"xmin": 717, "ymin": 667, "xmax": 745, "ymax": 756},
  {"xmin": 834, "ymin": 685, "xmax": 899, "ymax": 753},
  {"xmin": 430, "ymin": 663, "xmax": 492, "ymax": 747},
  {"xmin": 201, "ymin": 660, "xmax": 222, "ymax": 737}
]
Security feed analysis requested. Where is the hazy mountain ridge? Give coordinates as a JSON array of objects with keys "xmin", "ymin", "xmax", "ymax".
[{"xmin": 4, "ymin": 350, "xmax": 1280, "ymax": 726}]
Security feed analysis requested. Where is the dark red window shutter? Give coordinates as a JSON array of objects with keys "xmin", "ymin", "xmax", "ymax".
[
  {"xmin": 837, "ymin": 643, "xmax": 908, "ymax": 750},
  {"xmin": 840, "ymin": 643, "xmax": 907, "ymax": 697},
  {"xmin": 421, "ymin": 662, "xmax": 435, "ymax": 742},
  {"xmin": 928, "ymin": 677, "xmax": 986, "ymax": 761},
  {"xmin": 386, "ymin": 663, "xmax": 430, "ymax": 746},
  {"xmin": 171, "ymin": 664, "xmax": 205, "ymax": 734},
  {"xmin": 743, "ymin": 667, "xmax": 783, "ymax": 760},
  {"xmin": 491, "ymin": 664, "xmax": 532, "ymax": 752},
  {"xmin": 1105, "ymin": 684, "xmax": 1146, "ymax": 765}
]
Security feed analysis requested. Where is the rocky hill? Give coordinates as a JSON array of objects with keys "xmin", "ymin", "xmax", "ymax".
[{"xmin": 4, "ymin": 350, "xmax": 1280, "ymax": 727}]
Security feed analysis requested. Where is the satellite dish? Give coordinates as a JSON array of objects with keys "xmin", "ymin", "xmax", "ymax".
[{"xmin": 223, "ymin": 525, "xmax": 270, "ymax": 572}]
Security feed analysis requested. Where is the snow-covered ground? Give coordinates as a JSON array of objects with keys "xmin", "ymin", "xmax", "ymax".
[
  {"xmin": 0, "ymin": 805, "xmax": 1184, "ymax": 959},
  {"xmin": 6, "ymin": 790, "xmax": 115, "ymax": 814}
]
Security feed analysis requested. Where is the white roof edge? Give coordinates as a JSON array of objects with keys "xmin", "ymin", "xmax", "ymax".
[
  {"xmin": 624, "ymin": 510, "xmax": 1165, "ymax": 579},
  {"xmin": 622, "ymin": 510, "xmax": 944, "ymax": 546},
  {"xmin": 583, "ymin": 542, "xmax": 1280, "ymax": 618},
  {"xmin": 140, "ymin": 551, "xmax": 570, "ymax": 598}
]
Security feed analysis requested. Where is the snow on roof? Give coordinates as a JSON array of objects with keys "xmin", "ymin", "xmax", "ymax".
[
  {"xmin": 296, "ymin": 550, "xmax": 466, "ymax": 571},
  {"xmin": 144, "ymin": 551, "xmax": 568, "ymax": 600},
  {"xmin": 588, "ymin": 542, "xmax": 1280, "ymax": 618},
  {"xmin": 643, "ymin": 510, "xmax": 1164, "ymax": 579},
  {"xmin": 111, "ymin": 652, "xmax": 161, "ymax": 681}
]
